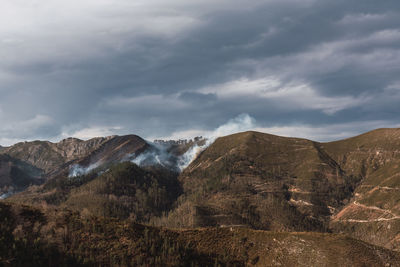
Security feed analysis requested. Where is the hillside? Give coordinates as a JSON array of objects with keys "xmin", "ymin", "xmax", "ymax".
[
  {"xmin": 5, "ymin": 128, "xmax": 400, "ymax": 260},
  {"xmin": 67, "ymin": 135, "xmax": 149, "ymax": 173},
  {"xmin": 1, "ymin": 201, "xmax": 399, "ymax": 267},
  {"xmin": 168, "ymin": 131, "xmax": 359, "ymax": 232},
  {"xmin": 321, "ymin": 128, "xmax": 400, "ymax": 250},
  {"xmin": 0, "ymin": 154, "xmax": 43, "ymax": 197},
  {"xmin": 0, "ymin": 135, "xmax": 150, "ymax": 180},
  {"xmin": 6, "ymin": 136, "xmax": 197, "ymax": 223},
  {"xmin": 0, "ymin": 137, "xmax": 112, "ymax": 174},
  {"xmin": 8, "ymin": 162, "xmax": 181, "ymax": 223},
  {"xmin": 163, "ymin": 129, "xmax": 400, "ymax": 251}
]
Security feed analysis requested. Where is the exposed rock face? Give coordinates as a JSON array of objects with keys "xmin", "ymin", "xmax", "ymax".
[
  {"xmin": 71, "ymin": 135, "xmax": 148, "ymax": 169},
  {"xmin": 0, "ymin": 135, "xmax": 148, "ymax": 177},
  {"xmin": 0, "ymin": 135, "xmax": 149, "ymax": 199},
  {"xmin": 0, "ymin": 137, "xmax": 113, "ymax": 174}
]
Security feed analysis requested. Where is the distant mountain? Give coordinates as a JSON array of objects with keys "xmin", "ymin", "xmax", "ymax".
[
  {"xmin": 0, "ymin": 135, "xmax": 154, "ymax": 203},
  {"xmin": 52, "ymin": 134, "xmax": 149, "ymax": 178},
  {"xmin": 0, "ymin": 134, "xmax": 186, "ymax": 179},
  {"xmin": 0, "ymin": 136, "xmax": 113, "ymax": 174}
]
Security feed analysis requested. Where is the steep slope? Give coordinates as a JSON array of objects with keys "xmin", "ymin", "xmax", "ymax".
[
  {"xmin": 170, "ymin": 129, "xmax": 400, "ymax": 250},
  {"xmin": 6, "ymin": 135, "xmax": 195, "ymax": 222},
  {"xmin": 63, "ymin": 162, "xmax": 181, "ymax": 221},
  {"xmin": 8, "ymin": 162, "xmax": 182, "ymax": 223},
  {"xmin": 0, "ymin": 154, "xmax": 43, "ymax": 197},
  {"xmin": 322, "ymin": 128, "xmax": 400, "ymax": 250},
  {"xmin": 1, "ymin": 201, "xmax": 399, "ymax": 267},
  {"xmin": 0, "ymin": 136, "xmax": 113, "ymax": 174},
  {"xmin": 170, "ymin": 131, "xmax": 360, "ymax": 231},
  {"xmin": 321, "ymin": 128, "xmax": 400, "ymax": 178},
  {"xmin": 0, "ymin": 134, "xmax": 149, "ymax": 183},
  {"xmin": 71, "ymin": 135, "xmax": 148, "ymax": 168}
]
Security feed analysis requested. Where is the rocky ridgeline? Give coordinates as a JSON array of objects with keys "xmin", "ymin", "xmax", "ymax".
[{"xmin": 0, "ymin": 136, "xmax": 114, "ymax": 174}]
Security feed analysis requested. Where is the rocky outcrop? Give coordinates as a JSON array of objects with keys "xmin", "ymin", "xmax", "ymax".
[{"xmin": 0, "ymin": 137, "xmax": 113, "ymax": 174}]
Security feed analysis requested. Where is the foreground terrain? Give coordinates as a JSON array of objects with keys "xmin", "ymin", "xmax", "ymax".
[
  {"xmin": 2, "ymin": 128, "xmax": 400, "ymax": 265},
  {"xmin": 1, "ymin": 201, "xmax": 399, "ymax": 266}
]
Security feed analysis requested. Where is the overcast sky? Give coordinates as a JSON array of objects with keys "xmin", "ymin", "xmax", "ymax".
[{"xmin": 1, "ymin": 0, "xmax": 400, "ymax": 145}]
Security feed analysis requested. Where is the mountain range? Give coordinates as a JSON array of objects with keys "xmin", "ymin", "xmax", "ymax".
[{"xmin": 1, "ymin": 128, "xmax": 400, "ymax": 266}]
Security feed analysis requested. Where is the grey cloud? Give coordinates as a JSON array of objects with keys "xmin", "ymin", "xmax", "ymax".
[
  {"xmin": 0, "ymin": 0, "xmax": 400, "ymax": 144},
  {"xmin": 178, "ymin": 92, "xmax": 217, "ymax": 104}
]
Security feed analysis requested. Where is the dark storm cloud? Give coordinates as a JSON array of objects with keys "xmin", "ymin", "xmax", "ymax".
[
  {"xmin": 0, "ymin": 0, "xmax": 400, "ymax": 145},
  {"xmin": 178, "ymin": 92, "xmax": 217, "ymax": 105}
]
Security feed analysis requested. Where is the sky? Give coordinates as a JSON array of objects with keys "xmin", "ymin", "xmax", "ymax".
[{"xmin": 1, "ymin": 0, "xmax": 400, "ymax": 145}]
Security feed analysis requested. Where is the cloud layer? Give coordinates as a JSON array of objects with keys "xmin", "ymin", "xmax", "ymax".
[{"xmin": 1, "ymin": 0, "xmax": 400, "ymax": 145}]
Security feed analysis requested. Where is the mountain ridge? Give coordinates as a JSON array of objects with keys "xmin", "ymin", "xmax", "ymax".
[
  {"xmin": 3, "ymin": 127, "xmax": 400, "ymax": 260},
  {"xmin": 0, "ymin": 136, "xmax": 114, "ymax": 174}
]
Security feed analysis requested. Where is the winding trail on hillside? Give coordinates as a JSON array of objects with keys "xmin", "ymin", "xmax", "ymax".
[{"xmin": 335, "ymin": 201, "xmax": 400, "ymax": 223}]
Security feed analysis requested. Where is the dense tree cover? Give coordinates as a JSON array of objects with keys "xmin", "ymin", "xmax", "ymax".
[
  {"xmin": 0, "ymin": 202, "xmax": 243, "ymax": 266},
  {"xmin": 11, "ymin": 162, "xmax": 182, "ymax": 224}
]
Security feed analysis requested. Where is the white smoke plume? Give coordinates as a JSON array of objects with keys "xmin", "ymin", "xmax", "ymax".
[
  {"xmin": 177, "ymin": 113, "xmax": 256, "ymax": 170},
  {"xmin": 67, "ymin": 114, "xmax": 256, "ymax": 176},
  {"xmin": 69, "ymin": 162, "xmax": 101, "ymax": 178},
  {"xmin": 131, "ymin": 143, "xmax": 178, "ymax": 170},
  {"xmin": 0, "ymin": 191, "xmax": 14, "ymax": 200}
]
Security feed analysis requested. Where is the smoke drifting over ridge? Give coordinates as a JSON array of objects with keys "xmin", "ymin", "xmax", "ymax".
[
  {"xmin": 177, "ymin": 114, "xmax": 256, "ymax": 170},
  {"xmin": 132, "ymin": 113, "xmax": 256, "ymax": 171},
  {"xmin": 68, "ymin": 114, "xmax": 256, "ymax": 177}
]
